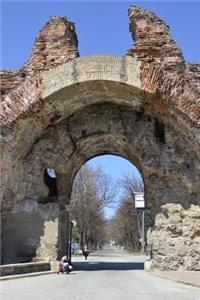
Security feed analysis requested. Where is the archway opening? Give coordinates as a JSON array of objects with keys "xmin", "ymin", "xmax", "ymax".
[{"xmin": 69, "ymin": 154, "xmax": 147, "ymax": 266}]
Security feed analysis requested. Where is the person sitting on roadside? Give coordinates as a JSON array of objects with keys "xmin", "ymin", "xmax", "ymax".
[{"xmin": 58, "ymin": 255, "xmax": 73, "ymax": 274}]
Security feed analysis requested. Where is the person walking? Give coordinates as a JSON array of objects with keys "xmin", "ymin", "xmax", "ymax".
[{"xmin": 82, "ymin": 245, "xmax": 89, "ymax": 260}]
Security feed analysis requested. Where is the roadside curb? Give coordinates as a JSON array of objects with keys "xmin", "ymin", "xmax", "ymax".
[
  {"xmin": 149, "ymin": 271, "xmax": 200, "ymax": 288},
  {"xmin": 0, "ymin": 271, "xmax": 55, "ymax": 281}
]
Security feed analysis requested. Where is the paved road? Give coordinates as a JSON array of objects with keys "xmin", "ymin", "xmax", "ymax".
[{"xmin": 1, "ymin": 246, "xmax": 200, "ymax": 300}]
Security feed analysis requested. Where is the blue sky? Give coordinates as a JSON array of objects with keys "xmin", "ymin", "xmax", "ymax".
[
  {"xmin": 86, "ymin": 155, "xmax": 141, "ymax": 218},
  {"xmin": 1, "ymin": 1, "xmax": 200, "ymax": 217},
  {"xmin": 1, "ymin": 1, "xmax": 200, "ymax": 69},
  {"xmin": 87, "ymin": 155, "xmax": 141, "ymax": 180}
]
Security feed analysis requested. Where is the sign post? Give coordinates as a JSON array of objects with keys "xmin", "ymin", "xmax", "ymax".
[
  {"xmin": 69, "ymin": 220, "xmax": 77, "ymax": 262},
  {"xmin": 134, "ymin": 193, "xmax": 145, "ymax": 254}
]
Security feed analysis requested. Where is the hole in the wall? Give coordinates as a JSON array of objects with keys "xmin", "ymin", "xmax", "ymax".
[
  {"xmin": 135, "ymin": 110, "xmax": 144, "ymax": 121},
  {"xmin": 33, "ymin": 138, "xmax": 40, "ymax": 146},
  {"xmin": 43, "ymin": 168, "xmax": 58, "ymax": 201},
  {"xmin": 21, "ymin": 72, "xmax": 26, "ymax": 78},
  {"xmin": 50, "ymin": 111, "xmax": 62, "ymax": 124},
  {"xmin": 82, "ymin": 129, "xmax": 87, "ymax": 137},
  {"xmin": 147, "ymin": 116, "xmax": 151, "ymax": 122},
  {"xmin": 154, "ymin": 118, "xmax": 166, "ymax": 144}
]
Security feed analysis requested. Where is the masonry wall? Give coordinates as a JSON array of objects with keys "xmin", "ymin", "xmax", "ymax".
[{"xmin": 2, "ymin": 200, "xmax": 59, "ymax": 264}]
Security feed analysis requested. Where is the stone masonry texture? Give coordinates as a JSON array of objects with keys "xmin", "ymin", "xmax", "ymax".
[{"xmin": 0, "ymin": 5, "xmax": 199, "ymax": 270}]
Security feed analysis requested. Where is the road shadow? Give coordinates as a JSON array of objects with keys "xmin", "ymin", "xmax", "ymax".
[{"xmin": 73, "ymin": 261, "xmax": 144, "ymax": 271}]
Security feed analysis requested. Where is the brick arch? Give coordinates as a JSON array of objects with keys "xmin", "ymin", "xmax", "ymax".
[
  {"xmin": 61, "ymin": 132, "xmax": 145, "ymax": 201},
  {"xmin": 1, "ymin": 65, "xmax": 200, "ymax": 270}
]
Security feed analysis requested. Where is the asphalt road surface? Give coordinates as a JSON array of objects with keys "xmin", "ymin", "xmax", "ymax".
[{"xmin": 1, "ymin": 246, "xmax": 200, "ymax": 300}]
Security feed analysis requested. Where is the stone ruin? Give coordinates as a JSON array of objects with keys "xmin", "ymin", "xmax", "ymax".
[{"xmin": 0, "ymin": 5, "xmax": 200, "ymax": 271}]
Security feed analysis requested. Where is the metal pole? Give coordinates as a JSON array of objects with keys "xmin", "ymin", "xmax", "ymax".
[
  {"xmin": 69, "ymin": 222, "xmax": 72, "ymax": 262},
  {"xmin": 66, "ymin": 210, "xmax": 70, "ymax": 259},
  {"xmin": 136, "ymin": 209, "xmax": 142, "ymax": 238},
  {"xmin": 141, "ymin": 209, "xmax": 145, "ymax": 254}
]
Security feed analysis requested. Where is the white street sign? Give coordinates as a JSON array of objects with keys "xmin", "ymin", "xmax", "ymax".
[{"xmin": 135, "ymin": 193, "xmax": 145, "ymax": 208}]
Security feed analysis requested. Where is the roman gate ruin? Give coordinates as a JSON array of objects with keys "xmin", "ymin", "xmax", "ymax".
[{"xmin": 1, "ymin": 6, "xmax": 200, "ymax": 270}]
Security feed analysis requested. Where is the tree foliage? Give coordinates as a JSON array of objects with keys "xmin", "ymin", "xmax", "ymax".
[
  {"xmin": 70, "ymin": 165, "xmax": 144, "ymax": 252},
  {"xmin": 70, "ymin": 165, "xmax": 116, "ymax": 249},
  {"xmin": 109, "ymin": 173, "xmax": 144, "ymax": 252}
]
